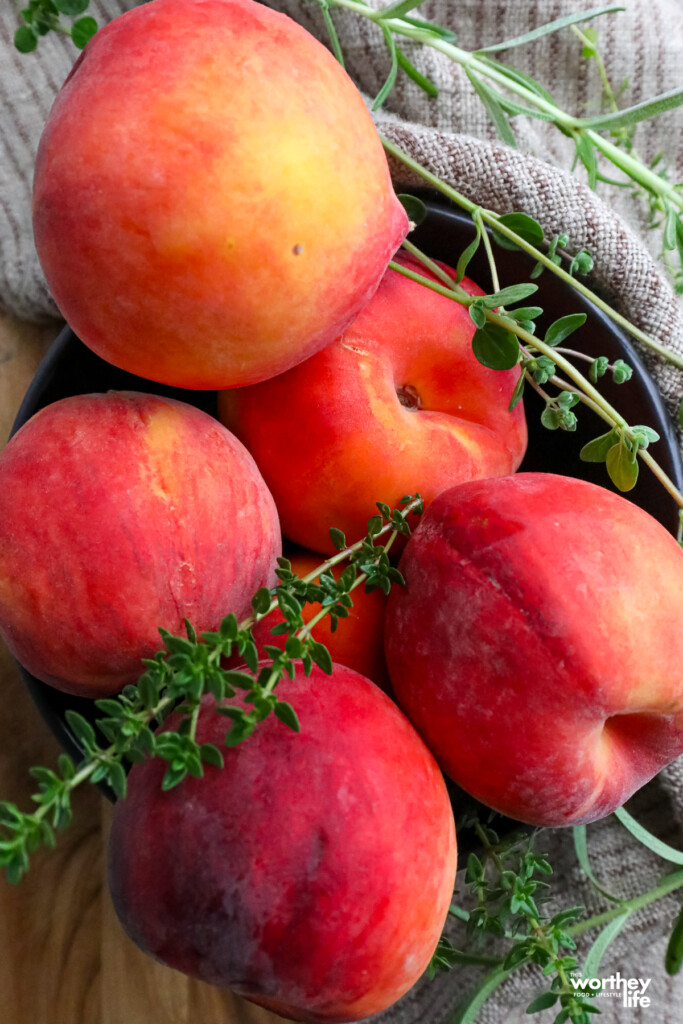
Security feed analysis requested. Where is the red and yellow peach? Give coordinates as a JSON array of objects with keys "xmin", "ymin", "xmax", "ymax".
[
  {"xmin": 33, "ymin": 0, "xmax": 407, "ymax": 389},
  {"xmin": 109, "ymin": 664, "xmax": 457, "ymax": 1021},
  {"xmin": 219, "ymin": 253, "xmax": 527, "ymax": 553},
  {"xmin": 385, "ymin": 473, "xmax": 683, "ymax": 826},
  {"xmin": 0, "ymin": 391, "xmax": 280, "ymax": 697}
]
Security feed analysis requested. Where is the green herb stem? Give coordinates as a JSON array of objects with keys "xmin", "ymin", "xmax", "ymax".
[
  {"xmin": 382, "ymin": 135, "xmax": 683, "ymax": 372},
  {"xmin": 568, "ymin": 870, "xmax": 683, "ymax": 938}
]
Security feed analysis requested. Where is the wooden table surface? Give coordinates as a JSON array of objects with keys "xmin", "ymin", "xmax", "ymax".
[{"xmin": 0, "ymin": 310, "xmax": 284, "ymax": 1024}]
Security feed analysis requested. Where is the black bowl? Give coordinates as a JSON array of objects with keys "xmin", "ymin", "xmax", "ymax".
[{"xmin": 10, "ymin": 199, "xmax": 683, "ymax": 850}]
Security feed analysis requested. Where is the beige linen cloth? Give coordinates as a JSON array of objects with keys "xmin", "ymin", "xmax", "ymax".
[{"xmin": 3, "ymin": 0, "xmax": 683, "ymax": 1020}]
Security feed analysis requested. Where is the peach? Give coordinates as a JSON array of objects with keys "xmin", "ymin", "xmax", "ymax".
[
  {"xmin": 0, "ymin": 392, "xmax": 280, "ymax": 697},
  {"xmin": 231, "ymin": 549, "xmax": 391, "ymax": 691},
  {"xmin": 384, "ymin": 473, "xmax": 683, "ymax": 827},
  {"xmin": 33, "ymin": 0, "xmax": 407, "ymax": 389},
  {"xmin": 108, "ymin": 663, "xmax": 457, "ymax": 1022},
  {"xmin": 219, "ymin": 253, "xmax": 527, "ymax": 553}
]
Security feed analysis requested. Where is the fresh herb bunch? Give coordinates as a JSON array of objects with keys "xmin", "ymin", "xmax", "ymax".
[
  {"xmin": 427, "ymin": 813, "xmax": 683, "ymax": 1023},
  {"xmin": 316, "ymin": 1, "xmax": 683, "ymax": 293},
  {"xmin": 0, "ymin": 495, "xmax": 421, "ymax": 885}
]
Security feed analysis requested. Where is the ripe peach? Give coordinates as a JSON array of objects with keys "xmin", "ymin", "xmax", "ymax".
[
  {"xmin": 219, "ymin": 253, "xmax": 527, "ymax": 553},
  {"xmin": 108, "ymin": 664, "xmax": 457, "ymax": 1022},
  {"xmin": 384, "ymin": 473, "xmax": 683, "ymax": 827},
  {"xmin": 0, "ymin": 392, "xmax": 280, "ymax": 697},
  {"xmin": 33, "ymin": 0, "xmax": 407, "ymax": 389},
  {"xmin": 230, "ymin": 549, "xmax": 391, "ymax": 691}
]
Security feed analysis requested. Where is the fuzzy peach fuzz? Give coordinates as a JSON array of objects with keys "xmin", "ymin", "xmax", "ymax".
[
  {"xmin": 109, "ymin": 664, "xmax": 457, "ymax": 1022},
  {"xmin": 32, "ymin": 0, "xmax": 408, "ymax": 389},
  {"xmin": 220, "ymin": 253, "xmax": 527, "ymax": 553},
  {"xmin": 0, "ymin": 392, "xmax": 281, "ymax": 697},
  {"xmin": 385, "ymin": 473, "xmax": 683, "ymax": 827}
]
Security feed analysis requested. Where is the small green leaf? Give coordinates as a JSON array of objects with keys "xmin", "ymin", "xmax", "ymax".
[
  {"xmin": 58, "ymin": 754, "xmax": 75, "ymax": 781},
  {"xmin": 274, "ymin": 700, "xmax": 301, "ymax": 732},
  {"xmin": 491, "ymin": 213, "xmax": 544, "ymax": 251},
  {"xmin": 456, "ymin": 220, "xmax": 482, "ymax": 283},
  {"xmin": 481, "ymin": 283, "xmax": 539, "ymax": 308},
  {"xmin": 219, "ymin": 614, "xmax": 239, "ymax": 641},
  {"xmin": 545, "ymin": 313, "xmax": 587, "ymax": 347},
  {"xmin": 573, "ymin": 825, "xmax": 621, "ymax": 901},
  {"xmin": 612, "ymin": 358, "xmax": 633, "ymax": 384},
  {"xmin": 107, "ymin": 762, "xmax": 127, "ymax": 801},
  {"xmin": 395, "ymin": 45, "xmax": 439, "ymax": 98},
  {"xmin": 509, "ymin": 370, "xmax": 526, "ymax": 411},
  {"xmin": 606, "ymin": 442, "xmax": 639, "ymax": 491},
  {"xmin": 469, "ymin": 300, "xmax": 487, "ymax": 329},
  {"xmin": 54, "ymin": 0, "xmax": 89, "ymax": 13},
  {"xmin": 161, "ymin": 765, "xmax": 187, "ymax": 790},
  {"xmin": 590, "ymin": 355, "xmax": 609, "ymax": 382},
  {"xmin": 251, "ymin": 587, "xmax": 272, "ymax": 616},
  {"xmin": 614, "ymin": 806, "xmax": 683, "ymax": 863},
  {"xmin": 575, "ymin": 133, "xmax": 598, "ymax": 189},
  {"xmin": 472, "ymin": 323, "xmax": 520, "ymax": 370},
  {"xmin": 224, "ymin": 670, "xmax": 256, "ymax": 690},
  {"xmin": 583, "ymin": 911, "xmax": 633, "ymax": 980},
  {"xmin": 475, "ymin": 4, "xmax": 624, "ymax": 55},
  {"xmin": 329, "ymin": 527, "xmax": 346, "ymax": 551},
  {"xmin": 466, "ymin": 69, "xmax": 517, "ymax": 148},
  {"xmin": 526, "ymin": 991, "xmax": 558, "ymax": 1014},
  {"xmin": 372, "ymin": 24, "xmax": 398, "ymax": 111},
  {"xmin": 466, "ymin": 852, "xmax": 485, "ymax": 882},
  {"xmin": 371, "ymin": 0, "xmax": 426, "ymax": 18},
  {"xmin": 580, "ymin": 429, "xmax": 620, "ymax": 463},
  {"xmin": 665, "ymin": 902, "xmax": 683, "ymax": 975},
  {"xmin": 397, "ymin": 194, "xmax": 427, "ymax": 227},
  {"xmin": 630, "ymin": 424, "xmax": 659, "ymax": 448},
  {"xmin": 14, "ymin": 25, "xmax": 37, "ymax": 52},
  {"xmin": 71, "ymin": 15, "xmax": 97, "ymax": 49},
  {"xmin": 541, "ymin": 407, "xmax": 561, "ymax": 430},
  {"xmin": 200, "ymin": 743, "xmax": 224, "ymax": 769},
  {"xmin": 569, "ymin": 249, "xmax": 594, "ymax": 276},
  {"xmin": 574, "ymin": 85, "xmax": 683, "ymax": 130},
  {"xmin": 510, "ymin": 306, "xmax": 543, "ymax": 321},
  {"xmin": 310, "ymin": 642, "xmax": 333, "ymax": 675},
  {"xmin": 367, "ymin": 514, "xmax": 383, "ymax": 537},
  {"xmin": 65, "ymin": 710, "xmax": 96, "ymax": 750},
  {"xmin": 319, "ymin": 0, "xmax": 344, "ymax": 67}
]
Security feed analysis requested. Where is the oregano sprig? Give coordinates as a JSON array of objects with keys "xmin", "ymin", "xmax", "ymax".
[{"xmin": 390, "ymin": 227, "xmax": 683, "ymax": 505}]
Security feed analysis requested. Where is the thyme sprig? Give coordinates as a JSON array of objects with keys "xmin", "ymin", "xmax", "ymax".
[
  {"xmin": 433, "ymin": 818, "xmax": 683, "ymax": 1024},
  {"xmin": 0, "ymin": 495, "xmax": 421, "ymax": 884}
]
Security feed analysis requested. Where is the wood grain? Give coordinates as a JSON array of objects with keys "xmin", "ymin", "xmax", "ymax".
[{"xmin": 0, "ymin": 310, "xmax": 284, "ymax": 1024}]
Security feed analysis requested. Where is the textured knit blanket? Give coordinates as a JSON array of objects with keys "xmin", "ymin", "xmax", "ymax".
[{"xmin": 2, "ymin": 1, "xmax": 683, "ymax": 1020}]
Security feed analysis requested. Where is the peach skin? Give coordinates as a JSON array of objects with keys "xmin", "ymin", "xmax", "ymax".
[
  {"xmin": 33, "ymin": 0, "xmax": 407, "ymax": 389},
  {"xmin": 219, "ymin": 253, "xmax": 527, "ymax": 553},
  {"xmin": 109, "ymin": 664, "xmax": 457, "ymax": 1022},
  {"xmin": 385, "ymin": 473, "xmax": 683, "ymax": 827},
  {"xmin": 0, "ymin": 392, "xmax": 280, "ymax": 697}
]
